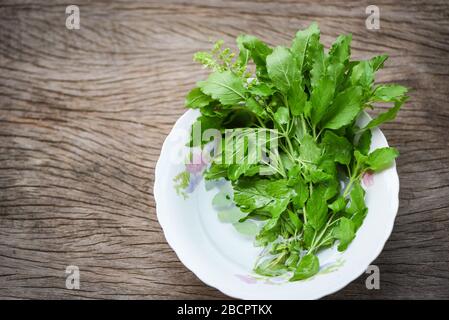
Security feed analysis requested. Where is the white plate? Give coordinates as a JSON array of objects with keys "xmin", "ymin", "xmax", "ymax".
[{"xmin": 154, "ymin": 109, "xmax": 399, "ymax": 300}]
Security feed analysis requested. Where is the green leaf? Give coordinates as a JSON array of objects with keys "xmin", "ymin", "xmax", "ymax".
[
  {"xmin": 218, "ymin": 207, "xmax": 247, "ymax": 223},
  {"xmin": 285, "ymin": 252, "xmax": 300, "ymax": 269},
  {"xmin": 204, "ymin": 163, "xmax": 228, "ymax": 180},
  {"xmin": 354, "ymin": 150, "xmax": 368, "ymax": 167},
  {"xmin": 346, "ymin": 181, "xmax": 367, "ymax": 230},
  {"xmin": 274, "ymin": 106, "xmax": 290, "ymax": 125},
  {"xmin": 291, "ymin": 22, "xmax": 320, "ymax": 73},
  {"xmin": 364, "ymin": 98, "xmax": 407, "ymax": 130},
  {"xmin": 329, "ymin": 196, "xmax": 347, "ymax": 213},
  {"xmin": 350, "ymin": 61, "xmax": 374, "ymax": 89},
  {"xmin": 321, "ymin": 86, "xmax": 363, "ymax": 130},
  {"xmin": 303, "ymin": 224, "xmax": 315, "ymax": 248},
  {"xmin": 328, "ymin": 34, "xmax": 352, "ymax": 66},
  {"xmin": 333, "ymin": 217, "xmax": 355, "ymax": 251},
  {"xmin": 212, "ymin": 190, "xmax": 233, "ymax": 209},
  {"xmin": 370, "ymin": 54, "xmax": 388, "ymax": 71},
  {"xmin": 357, "ymin": 129, "xmax": 372, "ymax": 155},
  {"xmin": 306, "ymin": 185, "xmax": 328, "ymax": 230},
  {"xmin": 246, "ymin": 97, "xmax": 265, "ymax": 116},
  {"xmin": 299, "ymin": 134, "xmax": 322, "ymax": 163},
  {"xmin": 264, "ymin": 198, "xmax": 290, "ymax": 230},
  {"xmin": 288, "ymin": 84, "xmax": 307, "ymax": 116},
  {"xmin": 249, "ymin": 82, "xmax": 274, "ymax": 96},
  {"xmin": 190, "ymin": 115, "xmax": 222, "ymax": 146},
  {"xmin": 288, "ymin": 210, "xmax": 303, "ymax": 231},
  {"xmin": 317, "ymin": 174, "xmax": 339, "ymax": 200},
  {"xmin": 198, "ymin": 71, "xmax": 246, "ymax": 105},
  {"xmin": 236, "ymin": 35, "xmax": 250, "ymax": 68},
  {"xmin": 309, "ymin": 42, "xmax": 326, "ymax": 89},
  {"xmin": 238, "ymin": 34, "xmax": 273, "ymax": 78},
  {"xmin": 185, "ymin": 87, "xmax": 213, "ymax": 108},
  {"xmin": 292, "ymin": 174, "xmax": 309, "ymax": 209},
  {"xmin": 303, "ymin": 165, "xmax": 333, "ymax": 183},
  {"xmin": 233, "ymin": 220, "xmax": 259, "ymax": 236},
  {"xmin": 255, "ymin": 255, "xmax": 287, "ymax": 277},
  {"xmin": 290, "ymin": 254, "xmax": 319, "ymax": 281},
  {"xmin": 327, "ymin": 62, "xmax": 345, "ymax": 86},
  {"xmin": 366, "ymin": 147, "xmax": 399, "ymax": 172},
  {"xmin": 310, "ymin": 75, "xmax": 336, "ymax": 126},
  {"xmin": 233, "ymin": 179, "xmax": 293, "ymax": 215},
  {"xmin": 228, "ymin": 164, "xmax": 250, "ymax": 181},
  {"xmin": 372, "ymin": 85, "xmax": 408, "ymax": 102},
  {"xmin": 321, "ymin": 131, "xmax": 353, "ymax": 165},
  {"xmin": 266, "ymin": 46, "xmax": 300, "ymax": 93}
]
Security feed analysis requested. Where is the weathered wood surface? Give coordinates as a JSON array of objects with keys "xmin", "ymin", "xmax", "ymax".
[{"xmin": 0, "ymin": 0, "xmax": 448, "ymax": 299}]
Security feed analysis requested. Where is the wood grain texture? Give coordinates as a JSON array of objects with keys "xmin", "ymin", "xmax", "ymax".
[{"xmin": 0, "ymin": 0, "xmax": 448, "ymax": 299}]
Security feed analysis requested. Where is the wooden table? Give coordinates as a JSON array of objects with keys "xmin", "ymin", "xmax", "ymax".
[{"xmin": 1, "ymin": 0, "xmax": 448, "ymax": 299}]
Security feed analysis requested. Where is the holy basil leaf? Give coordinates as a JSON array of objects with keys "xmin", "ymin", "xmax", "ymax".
[
  {"xmin": 366, "ymin": 147, "xmax": 399, "ymax": 172},
  {"xmin": 266, "ymin": 46, "xmax": 300, "ymax": 93},
  {"xmin": 212, "ymin": 190, "xmax": 233, "ymax": 209},
  {"xmin": 318, "ymin": 175, "xmax": 340, "ymax": 201},
  {"xmin": 321, "ymin": 86, "xmax": 363, "ymax": 130},
  {"xmin": 233, "ymin": 220, "xmax": 259, "ymax": 236},
  {"xmin": 218, "ymin": 207, "xmax": 247, "ymax": 223},
  {"xmin": 333, "ymin": 217, "xmax": 355, "ymax": 251},
  {"xmin": 198, "ymin": 71, "xmax": 247, "ymax": 105},
  {"xmin": 328, "ymin": 34, "xmax": 352, "ymax": 66},
  {"xmin": 299, "ymin": 134, "xmax": 322, "ymax": 163},
  {"xmin": 288, "ymin": 210, "xmax": 303, "ymax": 231},
  {"xmin": 350, "ymin": 60, "xmax": 374, "ymax": 89},
  {"xmin": 290, "ymin": 254, "xmax": 319, "ymax": 281},
  {"xmin": 233, "ymin": 179, "xmax": 293, "ymax": 215},
  {"xmin": 263, "ymin": 208, "xmax": 288, "ymax": 230},
  {"xmin": 306, "ymin": 185, "xmax": 328, "ymax": 230},
  {"xmin": 274, "ymin": 106, "xmax": 290, "ymax": 125},
  {"xmin": 310, "ymin": 75, "xmax": 336, "ymax": 126},
  {"xmin": 300, "ymin": 225, "xmax": 313, "ymax": 249},
  {"xmin": 370, "ymin": 54, "xmax": 388, "ymax": 71},
  {"xmin": 204, "ymin": 163, "xmax": 228, "ymax": 180},
  {"xmin": 291, "ymin": 22, "xmax": 320, "ymax": 73},
  {"xmin": 357, "ymin": 129, "xmax": 372, "ymax": 155},
  {"xmin": 322, "ymin": 131, "xmax": 353, "ymax": 165},
  {"xmin": 354, "ymin": 149, "xmax": 368, "ymax": 168},
  {"xmin": 371, "ymin": 85, "xmax": 408, "ymax": 102},
  {"xmin": 190, "ymin": 115, "xmax": 222, "ymax": 146},
  {"xmin": 246, "ymin": 97, "xmax": 265, "ymax": 117},
  {"xmin": 288, "ymin": 84, "xmax": 307, "ymax": 116},
  {"xmin": 364, "ymin": 97, "xmax": 407, "ymax": 130},
  {"xmin": 249, "ymin": 82, "xmax": 274, "ymax": 96},
  {"xmin": 292, "ymin": 175, "xmax": 309, "ymax": 209},
  {"xmin": 185, "ymin": 87, "xmax": 213, "ymax": 108},
  {"xmin": 303, "ymin": 165, "xmax": 333, "ymax": 184},
  {"xmin": 346, "ymin": 181, "xmax": 367, "ymax": 230},
  {"xmin": 329, "ymin": 196, "xmax": 347, "ymax": 213},
  {"xmin": 227, "ymin": 164, "xmax": 250, "ymax": 181},
  {"xmin": 238, "ymin": 34, "xmax": 273, "ymax": 78},
  {"xmin": 236, "ymin": 35, "xmax": 250, "ymax": 68},
  {"xmin": 255, "ymin": 255, "xmax": 287, "ymax": 277},
  {"xmin": 309, "ymin": 41, "xmax": 326, "ymax": 89}
]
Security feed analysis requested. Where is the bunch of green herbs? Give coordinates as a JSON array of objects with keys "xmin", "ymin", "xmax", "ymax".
[{"xmin": 184, "ymin": 23, "xmax": 408, "ymax": 280}]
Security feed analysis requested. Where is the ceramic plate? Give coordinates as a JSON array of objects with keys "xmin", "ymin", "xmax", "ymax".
[{"xmin": 154, "ymin": 109, "xmax": 399, "ymax": 300}]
